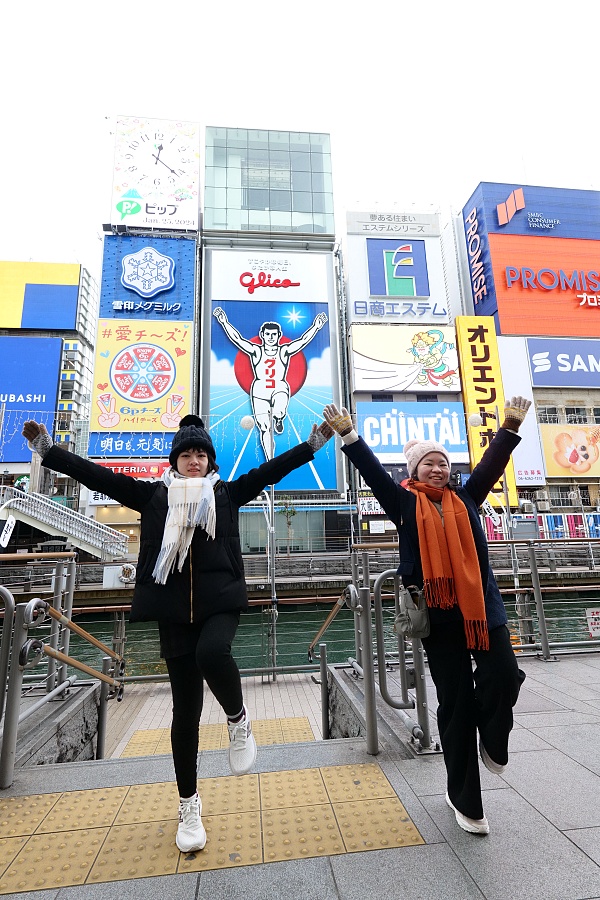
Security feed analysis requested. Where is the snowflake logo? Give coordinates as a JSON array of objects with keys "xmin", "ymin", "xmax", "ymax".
[{"xmin": 121, "ymin": 247, "xmax": 176, "ymax": 298}]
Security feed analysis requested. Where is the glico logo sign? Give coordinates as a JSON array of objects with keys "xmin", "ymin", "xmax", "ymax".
[{"xmin": 240, "ymin": 271, "xmax": 301, "ymax": 295}]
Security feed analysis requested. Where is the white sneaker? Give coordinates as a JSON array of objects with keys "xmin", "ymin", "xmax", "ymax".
[
  {"xmin": 227, "ymin": 707, "xmax": 257, "ymax": 775},
  {"xmin": 176, "ymin": 793, "xmax": 206, "ymax": 852},
  {"xmin": 479, "ymin": 739, "xmax": 507, "ymax": 774},
  {"xmin": 445, "ymin": 792, "xmax": 489, "ymax": 835}
]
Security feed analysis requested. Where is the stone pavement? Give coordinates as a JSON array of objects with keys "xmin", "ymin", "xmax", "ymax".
[{"xmin": 2, "ymin": 652, "xmax": 600, "ymax": 899}]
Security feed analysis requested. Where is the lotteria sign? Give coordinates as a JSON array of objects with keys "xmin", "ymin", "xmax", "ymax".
[{"xmin": 355, "ymin": 402, "xmax": 469, "ymax": 463}]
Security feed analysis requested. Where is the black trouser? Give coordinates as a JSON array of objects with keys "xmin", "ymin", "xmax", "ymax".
[
  {"xmin": 165, "ymin": 612, "xmax": 243, "ymax": 798},
  {"xmin": 423, "ymin": 621, "xmax": 525, "ymax": 820}
]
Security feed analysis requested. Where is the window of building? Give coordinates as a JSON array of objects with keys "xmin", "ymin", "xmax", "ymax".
[
  {"xmin": 592, "ymin": 407, "xmax": 600, "ymax": 424},
  {"xmin": 565, "ymin": 406, "xmax": 587, "ymax": 424},
  {"xmin": 372, "ymin": 393, "xmax": 393, "ymax": 402},
  {"xmin": 537, "ymin": 406, "xmax": 559, "ymax": 424},
  {"xmin": 417, "ymin": 394, "xmax": 438, "ymax": 402},
  {"xmin": 548, "ymin": 484, "xmax": 572, "ymax": 507}
]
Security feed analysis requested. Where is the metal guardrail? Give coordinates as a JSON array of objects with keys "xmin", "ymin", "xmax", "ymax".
[{"xmin": 0, "ymin": 556, "xmax": 126, "ymax": 788}]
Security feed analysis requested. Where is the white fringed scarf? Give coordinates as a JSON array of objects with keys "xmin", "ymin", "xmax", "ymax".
[{"xmin": 152, "ymin": 468, "xmax": 220, "ymax": 585}]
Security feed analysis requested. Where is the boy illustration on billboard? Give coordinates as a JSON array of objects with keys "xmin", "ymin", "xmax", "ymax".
[{"xmin": 213, "ymin": 307, "xmax": 328, "ymax": 459}]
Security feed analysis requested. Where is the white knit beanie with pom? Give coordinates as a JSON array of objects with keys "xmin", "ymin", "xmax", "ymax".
[{"xmin": 403, "ymin": 439, "xmax": 450, "ymax": 478}]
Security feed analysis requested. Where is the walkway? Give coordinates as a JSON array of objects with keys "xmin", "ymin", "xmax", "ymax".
[{"xmin": 1, "ymin": 653, "xmax": 600, "ymax": 899}]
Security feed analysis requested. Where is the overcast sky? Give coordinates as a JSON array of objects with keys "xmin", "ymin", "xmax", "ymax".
[{"xmin": 3, "ymin": 1, "xmax": 597, "ymax": 282}]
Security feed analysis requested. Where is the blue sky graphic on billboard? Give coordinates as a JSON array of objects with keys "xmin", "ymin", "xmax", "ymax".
[
  {"xmin": 210, "ymin": 299, "xmax": 335, "ymax": 489},
  {"xmin": 466, "ymin": 182, "xmax": 600, "ymax": 240},
  {"xmin": 356, "ymin": 402, "xmax": 468, "ymax": 461},
  {"xmin": 0, "ymin": 336, "xmax": 62, "ymax": 462},
  {"xmin": 527, "ymin": 337, "xmax": 600, "ymax": 388},
  {"xmin": 99, "ymin": 235, "xmax": 195, "ymax": 320},
  {"xmin": 366, "ymin": 239, "xmax": 430, "ymax": 298}
]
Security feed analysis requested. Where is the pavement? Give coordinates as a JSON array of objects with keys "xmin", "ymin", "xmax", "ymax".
[{"xmin": 2, "ymin": 651, "xmax": 600, "ymax": 899}]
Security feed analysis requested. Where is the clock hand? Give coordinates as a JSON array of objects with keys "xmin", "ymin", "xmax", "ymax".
[
  {"xmin": 151, "ymin": 153, "xmax": 178, "ymax": 175},
  {"xmin": 154, "ymin": 144, "xmax": 163, "ymax": 164}
]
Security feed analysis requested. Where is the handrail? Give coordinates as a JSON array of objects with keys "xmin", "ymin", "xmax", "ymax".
[
  {"xmin": 307, "ymin": 590, "xmax": 348, "ymax": 661},
  {"xmin": 0, "ymin": 586, "xmax": 15, "ymax": 725}
]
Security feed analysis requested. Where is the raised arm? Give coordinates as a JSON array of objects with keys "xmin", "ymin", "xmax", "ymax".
[
  {"xmin": 213, "ymin": 307, "xmax": 259, "ymax": 357},
  {"xmin": 463, "ymin": 396, "xmax": 530, "ymax": 506},
  {"xmin": 283, "ymin": 313, "xmax": 328, "ymax": 358}
]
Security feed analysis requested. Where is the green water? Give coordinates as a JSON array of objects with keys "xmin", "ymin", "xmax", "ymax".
[{"xmin": 29, "ymin": 595, "xmax": 599, "ymax": 683}]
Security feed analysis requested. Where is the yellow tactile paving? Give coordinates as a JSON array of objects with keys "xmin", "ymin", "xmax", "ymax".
[
  {"xmin": 0, "ymin": 764, "xmax": 424, "ymax": 893},
  {"xmin": 120, "ymin": 716, "xmax": 315, "ymax": 757}
]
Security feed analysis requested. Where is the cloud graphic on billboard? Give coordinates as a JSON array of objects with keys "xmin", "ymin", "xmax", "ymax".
[
  {"xmin": 210, "ymin": 351, "xmax": 238, "ymax": 385},
  {"xmin": 306, "ymin": 348, "xmax": 332, "ymax": 385}
]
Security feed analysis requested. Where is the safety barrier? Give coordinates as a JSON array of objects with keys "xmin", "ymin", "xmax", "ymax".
[{"xmin": 0, "ymin": 555, "xmax": 126, "ymax": 789}]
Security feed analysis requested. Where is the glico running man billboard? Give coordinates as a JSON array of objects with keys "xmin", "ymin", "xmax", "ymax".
[
  {"xmin": 461, "ymin": 183, "xmax": 600, "ymax": 337},
  {"xmin": 203, "ymin": 249, "xmax": 338, "ymax": 490}
]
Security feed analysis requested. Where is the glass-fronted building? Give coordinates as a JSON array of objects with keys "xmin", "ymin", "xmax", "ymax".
[{"xmin": 204, "ymin": 127, "xmax": 334, "ymax": 235}]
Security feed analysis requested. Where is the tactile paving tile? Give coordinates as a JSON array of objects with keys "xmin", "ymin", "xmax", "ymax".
[
  {"xmin": 178, "ymin": 811, "xmax": 262, "ymax": 872},
  {"xmin": 320, "ymin": 763, "xmax": 396, "ymax": 803},
  {"xmin": 259, "ymin": 768, "xmax": 328, "ymax": 809},
  {"xmin": 262, "ymin": 804, "xmax": 345, "ymax": 862},
  {"xmin": 37, "ymin": 787, "xmax": 129, "ymax": 832},
  {"xmin": 333, "ymin": 798, "xmax": 424, "ymax": 851},
  {"xmin": 252, "ymin": 719, "xmax": 284, "ymax": 745},
  {"xmin": 280, "ymin": 716, "xmax": 315, "ymax": 742},
  {"xmin": 0, "ymin": 836, "xmax": 27, "ymax": 875},
  {"xmin": 0, "ymin": 793, "xmax": 61, "ymax": 837},
  {"xmin": 0, "ymin": 827, "xmax": 109, "ymax": 894},
  {"xmin": 197, "ymin": 774, "xmax": 259, "ymax": 816},
  {"xmin": 115, "ymin": 782, "xmax": 179, "ymax": 825},
  {"xmin": 88, "ymin": 820, "xmax": 179, "ymax": 883},
  {"xmin": 198, "ymin": 723, "xmax": 228, "ymax": 750}
]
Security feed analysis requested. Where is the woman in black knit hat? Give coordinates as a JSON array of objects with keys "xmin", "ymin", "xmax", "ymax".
[{"xmin": 22, "ymin": 413, "xmax": 333, "ymax": 854}]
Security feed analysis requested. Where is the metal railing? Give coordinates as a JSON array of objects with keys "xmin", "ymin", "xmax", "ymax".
[
  {"xmin": 0, "ymin": 486, "xmax": 128, "ymax": 560},
  {"xmin": 0, "ymin": 555, "xmax": 126, "ymax": 788}
]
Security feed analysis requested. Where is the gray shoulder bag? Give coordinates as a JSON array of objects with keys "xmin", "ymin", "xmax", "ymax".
[{"xmin": 393, "ymin": 585, "xmax": 430, "ymax": 639}]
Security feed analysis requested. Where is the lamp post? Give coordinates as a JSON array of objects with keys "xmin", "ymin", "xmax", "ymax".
[{"xmin": 241, "ymin": 414, "xmax": 278, "ymax": 681}]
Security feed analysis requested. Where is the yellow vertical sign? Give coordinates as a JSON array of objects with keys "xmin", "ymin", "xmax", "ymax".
[{"xmin": 455, "ymin": 316, "xmax": 517, "ymax": 507}]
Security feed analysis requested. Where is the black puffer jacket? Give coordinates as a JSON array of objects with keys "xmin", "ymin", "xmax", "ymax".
[{"xmin": 42, "ymin": 443, "xmax": 315, "ymax": 624}]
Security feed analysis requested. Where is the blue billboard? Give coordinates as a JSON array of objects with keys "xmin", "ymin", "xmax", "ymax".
[
  {"xmin": 209, "ymin": 298, "xmax": 336, "ymax": 490},
  {"xmin": 99, "ymin": 235, "xmax": 196, "ymax": 320},
  {"xmin": 366, "ymin": 239, "xmax": 430, "ymax": 298},
  {"xmin": 0, "ymin": 336, "xmax": 62, "ymax": 462},
  {"xmin": 527, "ymin": 337, "xmax": 600, "ymax": 388},
  {"xmin": 356, "ymin": 401, "xmax": 469, "ymax": 462}
]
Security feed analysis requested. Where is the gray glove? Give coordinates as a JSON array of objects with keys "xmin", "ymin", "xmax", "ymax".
[
  {"xmin": 306, "ymin": 422, "xmax": 335, "ymax": 452},
  {"xmin": 22, "ymin": 421, "xmax": 53, "ymax": 458}
]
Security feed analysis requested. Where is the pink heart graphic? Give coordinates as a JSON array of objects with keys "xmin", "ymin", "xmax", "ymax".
[
  {"xmin": 175, "ymin": 348, "xmax": 186, "ymax": 357},
  {"xmin": 97, "ymin": 383, "xmax": 108, "ymax": 390}
]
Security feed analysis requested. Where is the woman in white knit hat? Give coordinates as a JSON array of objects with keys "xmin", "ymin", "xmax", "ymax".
[{"xmin": 324, "ymin": 398, "xmax": 530, "ymax": 836}]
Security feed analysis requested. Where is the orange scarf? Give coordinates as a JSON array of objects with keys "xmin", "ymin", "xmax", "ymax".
[{"xmin": 407, "ymin": 481, "xmax": 489, "ymax": 650}]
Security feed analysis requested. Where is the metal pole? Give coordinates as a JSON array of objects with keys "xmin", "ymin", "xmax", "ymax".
[
  {"xmin": 0, "ymin": 586, "xmax": 15, "ymax": 725},
  {"xmin": 96, "ymin": 657, "xmax": 111, "ymax": 760},
  {"xmin": 0, "ymin": 604, "xmax": 28, "ymax": 788},
  {"xmin": 319, "ymin": 643, "xmax": 329, "ymax": 739},
  {"xmin": 527, "ymin": 542, "xmax": 552, "ymax": 660},
  {"xmin": 360, "ymin": 552, "xmax": 379, "ymax": 755}
]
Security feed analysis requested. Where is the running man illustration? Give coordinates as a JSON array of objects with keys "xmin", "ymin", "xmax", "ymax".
[{"xmin": 213, "ymin": 307, "xmax": 328, "ymax": 459}]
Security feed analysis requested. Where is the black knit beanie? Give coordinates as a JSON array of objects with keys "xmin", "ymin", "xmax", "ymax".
[{"xmin": 169, "ymin": 415, "xmax": 216, "ymax": 468}]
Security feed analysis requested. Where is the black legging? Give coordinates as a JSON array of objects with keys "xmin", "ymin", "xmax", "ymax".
[
  {"xmin": 166, "ymin": 612, "xmax": 243, "ymax": 797},
  {"xmin": 423, "ymin": 621, "xmax": 526, "ymax": 820}
]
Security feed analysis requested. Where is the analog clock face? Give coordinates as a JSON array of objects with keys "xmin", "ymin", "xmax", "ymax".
[{"xmin": 110, "ymin": 116, "xmax": 200, "ymax": 231}]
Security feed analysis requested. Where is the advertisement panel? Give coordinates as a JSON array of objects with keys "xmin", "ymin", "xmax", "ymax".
[
  {"xmin": 99, "ymin": 236, "xmax": 196, "ymax": 320},
  {"xmin": 0, "ymin": 336, "xmax": 62, "ymax": 462},
  {"xmin": 488, "ymin": 233, "xmax": 600, "ymax": 337},
  {"xmin": 469, "ymin": 183, "xmax": 600, "ymax": 241},
  {"xmin": 455, "ymin": 316, "xmax": 517, "ymax": 505},
  {"xmin": 206, "ymin": 249, "xmax": 337, "ymax": 490},
  {"xmin": 526, "ymin": 336, "xmax": 600, "ymax": 387},
  {"xmin": 88, "ymin": 318, "xmax": 193, "ymax": 458},
  {"xmin": 110, "ymin": 116, "xmax": 200, "ymax": 231},
  {"xmin": 0, "ymin": 262, "xmax": 80, "ymax": 330},
  {"xmin": 351, "ymin": 324, "xmax": 460, "ymax": 393},
  {"xmin": 497, "ymin": 337, "xmax": 545, "ymax": 485},
  {"xmin": 355, "ymin": 401, "xmax": 468, "ymax": 463},
  {"xmin": 539, "ymin": 423, "xmax": 600, "ymax": 478}
]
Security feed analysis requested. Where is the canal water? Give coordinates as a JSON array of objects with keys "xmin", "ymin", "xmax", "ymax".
[{"xmin": 53, "ymin": 593, "xmax": 600, "ymax": 680}]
